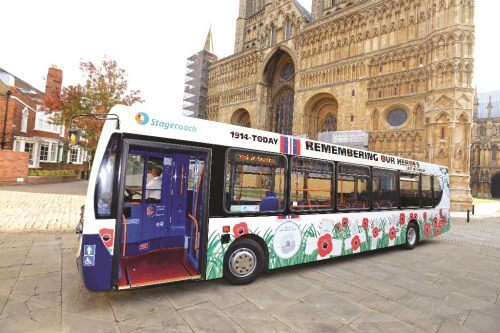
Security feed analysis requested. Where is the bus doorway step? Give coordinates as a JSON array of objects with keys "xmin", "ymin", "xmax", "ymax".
[{"xmin": 117, "ymin": 248, "xmax": 200, "ymax": 289}]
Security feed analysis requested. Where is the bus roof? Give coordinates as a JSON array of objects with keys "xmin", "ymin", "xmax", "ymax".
[{"xmin": 108, "ymin": 104, "xmax": 446, "ymax": 175}]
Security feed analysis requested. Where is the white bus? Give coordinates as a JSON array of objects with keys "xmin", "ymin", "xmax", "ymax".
[{"xmin": 77, "ymin": 105, "xmax": 450, "ymax": 290}]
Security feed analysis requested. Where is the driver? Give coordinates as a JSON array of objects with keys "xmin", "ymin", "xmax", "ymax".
[{"xmin": 146, "ymin": 166, "xmax": 162, "ymax": 200}]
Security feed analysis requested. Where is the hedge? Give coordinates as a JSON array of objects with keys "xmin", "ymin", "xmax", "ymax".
[{"xmin": 28, "ymin": 169, "xmax": 76, "ymax": 177}]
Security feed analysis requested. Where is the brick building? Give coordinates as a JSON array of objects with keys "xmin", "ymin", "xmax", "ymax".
[{"xmin": 0, "ymin": 67, "xmax": 88, "ymax": 169}]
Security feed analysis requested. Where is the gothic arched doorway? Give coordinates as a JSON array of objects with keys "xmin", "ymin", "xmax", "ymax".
[
  {"xmin": 303, "ymin": 93, "xmax": 339, "ymax": 139},
  {"xmin": 231, "ymin": 109, "xmax": 251, "ymax": 128},
  {"xmin": 492, "ymin": 172, "xmax": 500, "ymax": 198},
  {"xmin": 264, "ymin": 50, "xmax": 295, "ymax": 135}
]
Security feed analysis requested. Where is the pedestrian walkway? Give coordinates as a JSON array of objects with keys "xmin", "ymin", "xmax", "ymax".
[{"xmin": 0, "ymin": 190, "xmax": 84, "ymax": 232}]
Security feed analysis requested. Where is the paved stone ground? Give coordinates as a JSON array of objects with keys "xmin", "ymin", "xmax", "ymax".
[
  {"xmin": 0, "ymin": 181, "xmax": 87, "ymax": 232},
  {"xmin": 0, "ymin": 215, "xmax": 499, "ymax": 333}
]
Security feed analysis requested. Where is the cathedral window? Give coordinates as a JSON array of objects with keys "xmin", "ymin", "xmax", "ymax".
[
  {"xmin": 492, "ymin": 146, "xmax": 497, "ymax": 166},
  {"xmin": 285, "ymin": 20, "xmax": 293, "ymax": 40},
  {"xmin": 271, "ymin": 25, "xmax": 276, "ymax": 45},
  {"xmin": 441, "ymin": 127, "xmax": 446, "ymax": 140},
  {"xmin": 321, "ymin": 114, "xmax": 337, "ymax": 132},
  {"xmin": 387, "ymin": 108, "xmax": 408, "ymax": 127}
]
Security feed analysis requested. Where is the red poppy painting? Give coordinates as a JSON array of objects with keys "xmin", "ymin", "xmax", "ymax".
[
  {"xmin": 399, "ymin": 213, "xmax": 406, "ymax": 225},
  {"xmin": 389, "ymin": 226, "xmax": 397, "ymax": 240},
  {"xmin": 233, "ymin": 222, "xmax": 249, "ymax": 238},
  {"xmin": 341, "ymin": 217, "xmax": 349, "ymax": 228},
  {"xmin": 351, "ymin": 235, "xmax": 361, "ymax": 251},
  {"xmin": 362, "ymin": 218, "xmax": 369, "ymax": 230},
  {"xmin": 423, "ymin": 212, "xmax": 427, "ymax": 220},
  {"xmin": 372, "ymin": 227, "xmax": 379, "ymax": 238},
  {"xmin": 424, "ymin": 223, "xmax": 431, "ymax": 238},
  {"xmin": 317, "ymin": 234, "xmax": 333, "ymax": 257}
]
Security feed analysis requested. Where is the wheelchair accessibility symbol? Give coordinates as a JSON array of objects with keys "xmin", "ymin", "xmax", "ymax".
[{"xmin": 83, "ymin": 245, "xmax": 96, "ymax": 267}]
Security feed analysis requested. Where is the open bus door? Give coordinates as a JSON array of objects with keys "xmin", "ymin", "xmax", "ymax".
[{"xmin": 117, "ymin": 141, "xmax": 210, "ymax": 289}]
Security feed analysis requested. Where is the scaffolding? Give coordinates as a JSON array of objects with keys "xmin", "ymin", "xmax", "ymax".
[
  {"xmin": 318, "ymin": 130, "xmax": 369, "ymax": 150},
  {"xmin": 183, "ymin": 29, "xmax": 217, "ymax": 119}
]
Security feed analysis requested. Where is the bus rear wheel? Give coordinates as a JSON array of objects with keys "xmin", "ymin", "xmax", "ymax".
[
  {"xmin": 224, "ymin": 238, "xmax": 265, "ymax": 285},
  {"xmin": 405, "ymin": 223, "xmax": 419, "ymax": 250}
]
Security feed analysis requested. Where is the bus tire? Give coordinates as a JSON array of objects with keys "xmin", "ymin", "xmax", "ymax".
[
  {"xmin": 223, "ymin": 238, "xmax": 265, "ymax": 285},
  {"xmin": 405, "ymin": 223, "xmax": 419, "ymax": 250}
]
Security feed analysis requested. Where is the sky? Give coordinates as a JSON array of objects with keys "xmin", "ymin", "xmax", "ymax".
[{"xmin": 1, "ymin": 0, "xmax": 497, "ymax": 116}]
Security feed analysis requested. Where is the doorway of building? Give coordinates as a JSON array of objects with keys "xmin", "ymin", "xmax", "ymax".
[{"xmin": 491, "ymin": 172, "xmax": 500, "ymax": 198}]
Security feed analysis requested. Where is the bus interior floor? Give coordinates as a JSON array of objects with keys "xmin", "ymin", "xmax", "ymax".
[{"xmin": 117, "ymin": 248, "xmax": 199, "ymax": 289}]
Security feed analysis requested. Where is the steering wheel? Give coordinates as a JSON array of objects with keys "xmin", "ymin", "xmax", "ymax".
[{"xmin": 124, "ymin": 188, "xmax": 140, "ymax": 202}]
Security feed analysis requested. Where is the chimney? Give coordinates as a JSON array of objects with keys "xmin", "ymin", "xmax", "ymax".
[{"xmin": 45, "ymin": 66, "xmax": 63, "ymax": 104}]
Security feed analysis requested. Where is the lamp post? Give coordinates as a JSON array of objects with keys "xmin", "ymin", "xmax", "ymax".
[{"xmin": 1, "ymin": 90, "xmax": 12, "ymax": 150}]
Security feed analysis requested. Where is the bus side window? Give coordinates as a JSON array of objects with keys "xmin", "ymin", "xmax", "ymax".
[
  {"xmin": 421, "ymin": 174, "xmax": 433, "ymax": 207},
  {"xmin": 372, "ymin": 168, "xmax": 398, "ymax": 209},
  {"xmin": 95, "ymin": 136, "xmax": 119, "ymax": 218},
  {"xmin": 224, "ymin": 149, "xmax": 286, "ymax": 214},
  {"xmin": 337, "ymin": 163, "xmax": 370, "ymax": 210},
  {"xmin": 290, "ymin": 157, "xmax": 334, "ymax": 211},
  {"xmin": 433, "ymin": 176, "xmax": 443, "ymax": 206},
  {"xmin": 399, "ymin": 172, "xmax": 420, "ymax": 208}
]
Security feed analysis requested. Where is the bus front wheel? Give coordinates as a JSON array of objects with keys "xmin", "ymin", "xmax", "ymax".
[
  {"xmin": 405, "ymin": 223, "xmax": 419, "ymax": 250},
  {"xmin": 223, "ymin": 238, "xmax": 265, "ymax": 285}
]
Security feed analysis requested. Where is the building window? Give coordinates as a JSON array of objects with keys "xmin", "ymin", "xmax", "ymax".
[
  {"xmin": 50, "ymin": 143, "xmax": 58, "ymax": 162},
  {"xmin": 285, "ymin": 20, "xmax": 293, "ymax": 39},
  {"xmin": 69, "ymin": 147, "xmax": 84, "ymax": 164},
  {"xmin": 34, "ymin": 107, "xmax": 64, "ymax": 134},
  {"xmin": 387, "ymin": 108, "xmax": 408, "ymax": 127},
  {"xmin": 441, "ymin": 127, "xmax": 446, "ymax": 139},
  {"xmin": 21, "ymin": 108, "xmax": 29, "ymax": 133},
  {"xmin": 39, "ymin": 143, "xmax": 49, "ymax": 161},
  {"xmin": 492, "ymin": 146, "xmax": 497, "ymax": 166},
  {"xmin": 271, "ymin": 25, "xmax": 276, "ymax": 45},
  {"xmin": 24, "ymin": 143, "xmax": 35, "ymax": 167}
]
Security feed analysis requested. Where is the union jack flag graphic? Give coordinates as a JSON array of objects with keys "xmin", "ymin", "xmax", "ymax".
[{"xmin": 280, "ymin": 136, "xmax": 301, "ymax": 155}]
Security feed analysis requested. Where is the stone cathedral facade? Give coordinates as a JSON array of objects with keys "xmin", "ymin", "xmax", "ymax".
[{"xmin": 204, "ymin": 0, "xmax": 475, "ymax": 210}]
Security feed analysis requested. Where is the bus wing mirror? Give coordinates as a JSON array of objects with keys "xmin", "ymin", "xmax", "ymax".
[{"xmin": 68, "ymin": 128, "xmax": 82, "ymax": 146}]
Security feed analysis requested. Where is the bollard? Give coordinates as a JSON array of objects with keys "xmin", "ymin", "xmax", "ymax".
[
  {"xmin": 467, "ymin": 210, "xmax": 470, "ymax": 223},
  {"xmin": 472, "ymin": 205, "xmax": 475, "ymax": 215}
]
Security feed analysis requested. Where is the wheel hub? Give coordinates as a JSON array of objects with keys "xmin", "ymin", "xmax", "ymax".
[
  {"xmin": 408, "ymin": 227, "xmax": 417, "ymax": 245},
  {"xmin": 228, "ymin": 248, "xmax": 256, "ymax": 278}
]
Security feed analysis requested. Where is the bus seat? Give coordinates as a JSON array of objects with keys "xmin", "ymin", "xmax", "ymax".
[
  {"xmin": 337, "ymin": 202, "xmax": 350, "ymax": 209},
  {"xmin": 259, "ymin": 194, "xmax": 279, "ymax": 212},
  {"xmin": 378, "ymin": 200, "xmax": 393, "ymax": 208},
  {"xmin": 353, "ymin": 202, "xmax": 365, "ymax": 208}
]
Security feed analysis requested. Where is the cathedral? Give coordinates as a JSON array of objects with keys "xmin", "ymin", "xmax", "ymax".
[
  {"xmin": 470, "ymin": 95, "xmax": 500, "ymax": 198},
  {"xmin": 201, "ymin": 0, "xmax": 475, "ymax": 210}
]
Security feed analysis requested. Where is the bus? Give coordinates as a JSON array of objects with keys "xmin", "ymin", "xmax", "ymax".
[{"xmin": 77, "ymin": 105, "xmax": 450, "ymax": 290}]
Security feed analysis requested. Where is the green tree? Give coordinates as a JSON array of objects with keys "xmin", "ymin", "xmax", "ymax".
[{"xmin": 46, "ymin": 59, "xmax": 143, "ymax": 163}]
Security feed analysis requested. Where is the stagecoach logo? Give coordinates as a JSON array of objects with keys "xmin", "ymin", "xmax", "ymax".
[
  {"xmin": 135, "ymin": 112, "xmax": 150, "ymax": 125},
  {"xmin": 273, "ymin": 222, "xmax": 302, "ymax": 259}
]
